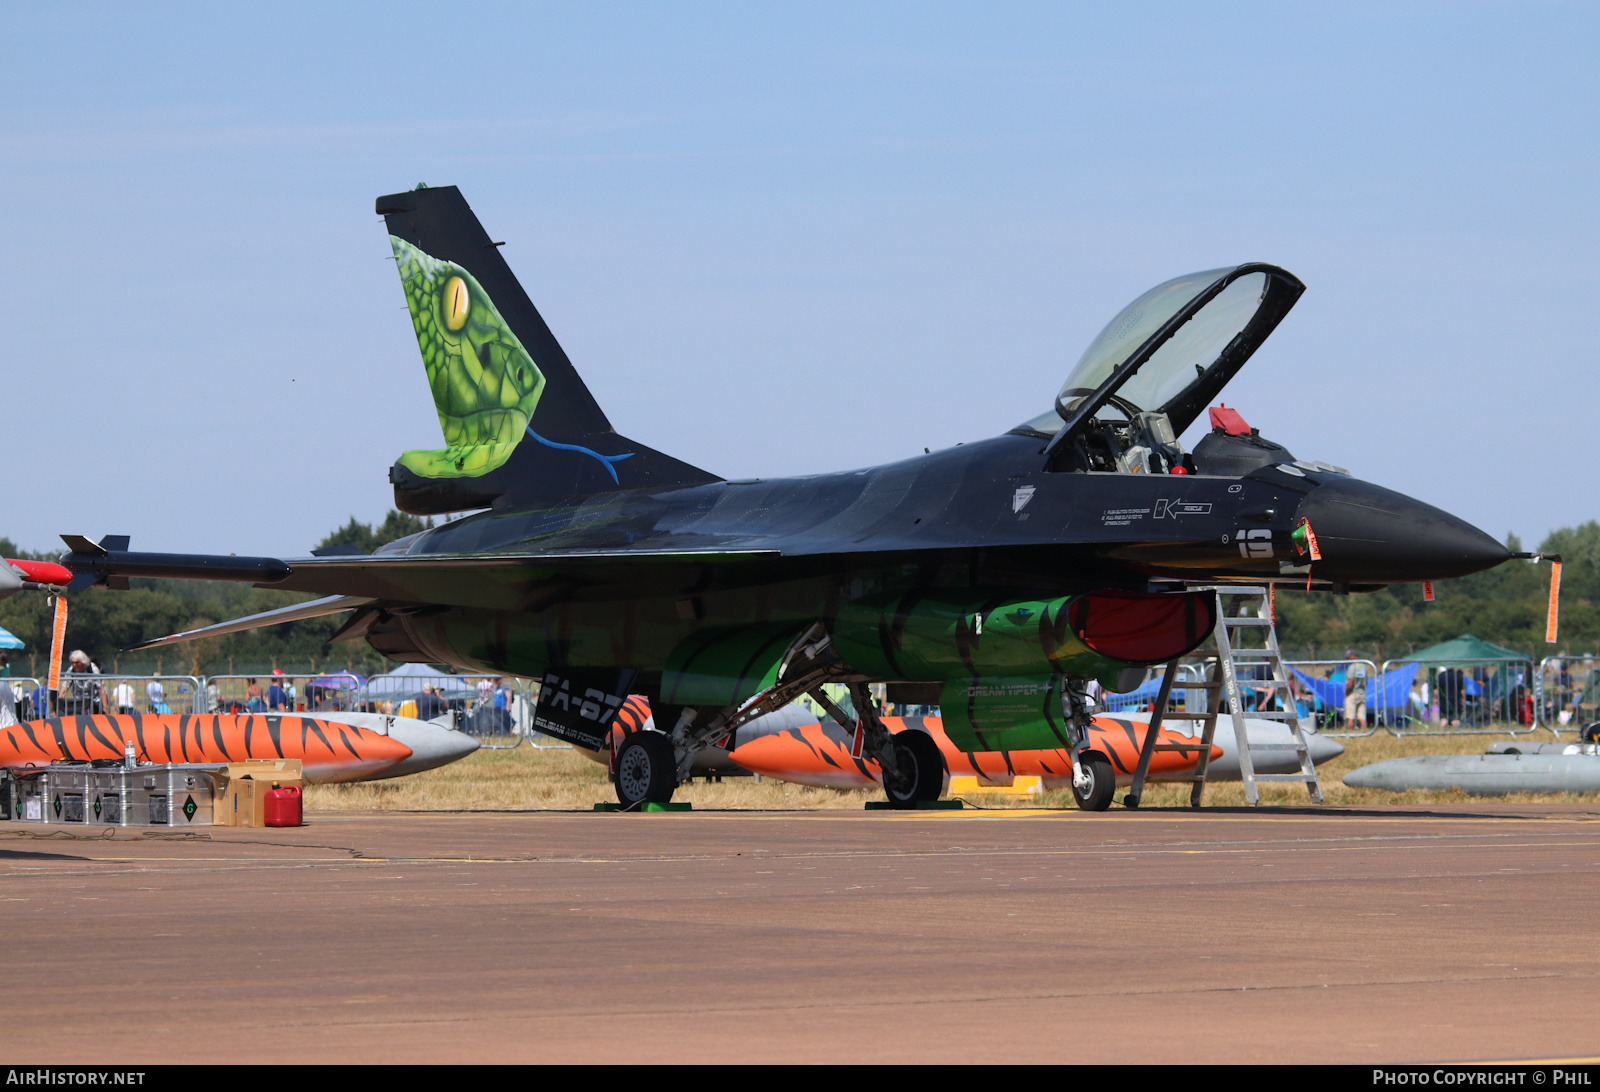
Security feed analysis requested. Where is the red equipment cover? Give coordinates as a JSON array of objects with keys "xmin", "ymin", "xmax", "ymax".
[{"xmin": 1207, "ymin": 404, "xmax": 1251, "ymax": 435}]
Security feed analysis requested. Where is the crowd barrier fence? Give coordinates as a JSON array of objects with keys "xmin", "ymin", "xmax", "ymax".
[
  {"xmin": 0, "ymin": 670, "xmax": 584, "ymax": 752},
  {"xmin": 203, "ymin": 673, "xmax": 543, "ymax": 750},
  {"xmin": 1534, "ymin": 655, "xmax": 1600, "ymax": 736},
  {"xmin": 1377, "ymin": 657, "xmax": 1539, "ymax": 737},
  {"xmin": 1, "ymin": 678, "xmax": 45, "ymax": 721},
  {"xmin": 41, "ymin": 674, "xmax": 203, "ymax": 717},
  {"xmin": 1284, "ymin": 660, "xmax": 1383, "ymax": 737}
]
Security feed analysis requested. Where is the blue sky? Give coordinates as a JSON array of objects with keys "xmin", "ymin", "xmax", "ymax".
[{"xmin": 3, "ymin": 2, "xmax": 1595, "ymax": 556}]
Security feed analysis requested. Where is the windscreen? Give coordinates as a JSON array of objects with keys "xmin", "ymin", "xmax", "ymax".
[{"xmin": 1054, "ymin": 268, "xmax": 1266, "ymax": 420}]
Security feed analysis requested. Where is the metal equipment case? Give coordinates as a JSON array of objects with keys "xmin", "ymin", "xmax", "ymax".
[{"xmin": 5, "ymin": 764, "xmax": 220, "ymax": 827}]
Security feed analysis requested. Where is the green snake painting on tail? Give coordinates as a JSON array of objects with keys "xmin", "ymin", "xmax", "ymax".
[{"xmin": 391, "ymin": 236, "xmax": 546, "ymax": 479}]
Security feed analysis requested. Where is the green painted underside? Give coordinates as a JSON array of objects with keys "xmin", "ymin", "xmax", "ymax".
[
  {"xmin": 659, "ymin": 623, "xmax": 803, "ymax": 707},
  {"xmin": 831, "ymin": 591, "xmax": 1127, "ymax": 685},
  {"xmin": 938, "ymin": 675, "xmax": 1076, "ymax": 752}
]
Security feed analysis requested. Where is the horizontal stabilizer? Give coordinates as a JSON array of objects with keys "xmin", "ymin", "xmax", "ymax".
[{"xmin": 126, "ymin": 594, "xmax": 374, "ymax": 651}]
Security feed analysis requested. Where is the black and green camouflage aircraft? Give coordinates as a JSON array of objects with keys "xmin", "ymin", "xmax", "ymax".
[{"xmin": 61, "ymin": 186, "xmax": 1508, "ymax": 809}]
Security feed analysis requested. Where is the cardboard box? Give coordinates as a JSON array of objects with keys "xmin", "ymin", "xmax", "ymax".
[
  {"xmin": 218, "ymin": 759, "xmax": 303, "ymax": 782},
  {"xmin": 215, "ymin": 761, "xmax": 303, "ymax": 828}
]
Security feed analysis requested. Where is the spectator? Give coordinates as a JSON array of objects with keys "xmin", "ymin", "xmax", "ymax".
[
  {"xmin": 112, "ymin": 679, "xmax": 136, "ymax": 715},
  {"xmin": 416, "ymin": 684, "xmax": 448, "ymax": 720},
  {"xmin": 62, "ymin": 656, "xmax": 104, "ymax": 715},
  {"xmin": 1438, "ymin": 667, "xmax": 1466, "ymax": 727},
  {"xmin": 1343, "ymin": 651, "xmax": 1368, "ymax": 731},
  {"xmin": 147, "ymin": 679, "xmax": 168, "ymax": 714},
  {"xmin": 204, "ymin": 679, "xmax": 220, "ymax": 713},
  {"xmin": 245, "ymin": 678, "xmax": 265, "ymax": 713},
  {"xmin": 267, "ymin": 671, "xmax": 288, "ymax": 712},
  {"xmin": 0, "ymin": 680, "xmax": 15, "ymax": 728}
]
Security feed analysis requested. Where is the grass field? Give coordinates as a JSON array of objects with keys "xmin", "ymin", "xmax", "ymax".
[{"xmin": 303, "ymin": 726, "xmax": 1598, "ymax": 813}]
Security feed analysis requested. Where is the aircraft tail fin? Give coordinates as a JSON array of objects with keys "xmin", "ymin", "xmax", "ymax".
[{"xmin": 376, "ymin": 185, "xmax": 719, "ymax": 514}]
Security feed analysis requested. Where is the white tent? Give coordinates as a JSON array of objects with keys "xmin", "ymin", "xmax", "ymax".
[{"xmin": 355, "ymin": 663, "xmax": 478, "ymax": 704}]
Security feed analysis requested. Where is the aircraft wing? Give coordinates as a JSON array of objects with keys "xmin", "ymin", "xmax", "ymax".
[
  {"xmin": 126, "ymin": 594, "xmax": 376, "ymax": 651},
  {"xmin": 62, "ymin": 537, "xmax": 787, "ymax": 613}
]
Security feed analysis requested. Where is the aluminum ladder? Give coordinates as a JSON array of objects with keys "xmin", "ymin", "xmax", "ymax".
[{"xmin": 1124, "ymin": 585, "xmax": 1323, "ymax": 808}]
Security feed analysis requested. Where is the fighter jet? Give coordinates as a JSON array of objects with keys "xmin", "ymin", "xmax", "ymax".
[{"xmin": 59, "ymin": 185, "xmax": 1510, "ymax": 810}]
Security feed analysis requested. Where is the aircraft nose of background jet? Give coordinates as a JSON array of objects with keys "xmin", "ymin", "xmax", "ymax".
[{"xmin": 1295, "ymin": 477, "xmax": 1510, "ymax": 583}]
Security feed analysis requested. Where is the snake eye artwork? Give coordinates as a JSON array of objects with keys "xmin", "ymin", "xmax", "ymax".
[{"xmin": 391, "ymin": 236, "xmax": 546, "ymax": 480}]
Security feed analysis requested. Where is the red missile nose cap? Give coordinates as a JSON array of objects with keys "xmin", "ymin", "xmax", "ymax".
[{"xmin": 8, "ymin": 560, "xmax": 72, "ymax": 585}]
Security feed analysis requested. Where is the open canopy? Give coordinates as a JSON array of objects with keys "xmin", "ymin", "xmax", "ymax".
[{"xmin": 1023, "ymin": 263, "xmax": 1305, "ymax": 442}]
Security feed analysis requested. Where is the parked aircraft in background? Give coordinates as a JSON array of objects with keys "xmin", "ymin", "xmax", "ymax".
[{"xmin": 60, "ymin": 186, "xmax": 1508, "ymax": 810}]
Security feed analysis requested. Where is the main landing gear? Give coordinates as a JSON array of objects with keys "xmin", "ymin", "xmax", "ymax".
[
  {"xmin": 881, "ymin": 728, "xmax": 947, "ymax": 809},
  {"xmin": 607, "ymin": 626, "xmax": 950, "ymax": 810},
  {"xmin": 613, "ymin": 731, "xmax": 677, "ymax": 809}
]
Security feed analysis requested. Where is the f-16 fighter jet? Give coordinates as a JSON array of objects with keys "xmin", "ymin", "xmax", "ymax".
[{"xmin": 60, "ymin": 186, "xmax": 1509, "ymax": 810}]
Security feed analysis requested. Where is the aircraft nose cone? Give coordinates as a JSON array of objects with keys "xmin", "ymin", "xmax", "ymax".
[
  {"xmin": 379, "ymin": 715, "xmax": 480, "ymax": 778},
  {"xmin": 1296, "ymin": 478, "xmax": 1509, "ymax": 583}
]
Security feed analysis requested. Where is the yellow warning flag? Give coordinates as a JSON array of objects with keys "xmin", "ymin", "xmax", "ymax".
[{"xmin": 47, "ymin": 596, "xmax": 68, "ymax": 692}]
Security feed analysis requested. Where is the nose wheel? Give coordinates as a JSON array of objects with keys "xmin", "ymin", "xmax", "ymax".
[{"xmin": 1071, "ymin": 751, "xmax": 1115, "ymax": 811}]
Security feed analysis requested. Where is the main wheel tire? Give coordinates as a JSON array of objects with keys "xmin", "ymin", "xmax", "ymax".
[
  {"xmin": 1071, "ymin": 751, "xmax": 1116, "ymax": 812},
  {"xmin": 883, "ymin": 728, "xmax": 947, "ymax": 809},
  {"xmin": 614, "ymin": 732, "xmax": 677, "ymax": 808}
]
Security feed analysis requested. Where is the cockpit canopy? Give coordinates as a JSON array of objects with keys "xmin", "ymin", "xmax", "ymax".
[{"xmin": 1018, "ymin": 263, "xmax": 1305, "ymax": 474}]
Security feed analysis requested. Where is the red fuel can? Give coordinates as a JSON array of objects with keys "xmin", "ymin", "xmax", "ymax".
[{"xmin": 263, "ymin": 783, "xmax": 303, "ymax": 827}]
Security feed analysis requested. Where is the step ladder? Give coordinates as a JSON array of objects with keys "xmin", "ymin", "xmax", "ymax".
[{"xmin": 1124, "ymin": 585, "xmax": 1323, "ymax": 808}]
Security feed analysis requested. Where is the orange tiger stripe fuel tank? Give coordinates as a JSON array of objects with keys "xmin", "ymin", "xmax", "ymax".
[
  {"xmin": 727, "ymin": 714, "xmax": 1221, "ymax": 791},
  {"xmin": 0, "ymin": 714, "xmax": 413, "ymax": 783}
]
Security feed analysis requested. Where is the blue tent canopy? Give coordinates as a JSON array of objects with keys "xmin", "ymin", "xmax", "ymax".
[
  {"xmin": 0, "ymin": 626, "xmax": 22, "ymax": 651},
  {"xmin": 1290, "ymin": 662, "xmax": 1420, "ymax": 711}
]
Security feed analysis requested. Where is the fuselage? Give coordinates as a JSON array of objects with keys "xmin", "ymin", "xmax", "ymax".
[{"xmin": 303, "ymin": 428, "xmax": 1505, "ymax": 684}]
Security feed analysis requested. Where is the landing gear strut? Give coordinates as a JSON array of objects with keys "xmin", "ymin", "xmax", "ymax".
[
  {"xmin": 1063, "ymin": 676, "xmax": 1114, "ymax": 812},
  {"xmin": 805, "ymin": 680, "xmax": 945, "ymax": 808}
]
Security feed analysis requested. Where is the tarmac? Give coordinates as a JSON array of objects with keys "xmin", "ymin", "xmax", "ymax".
[{"xmin": 4, "ymin": 803, "xmax": 1600, "ymax": 1064}]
